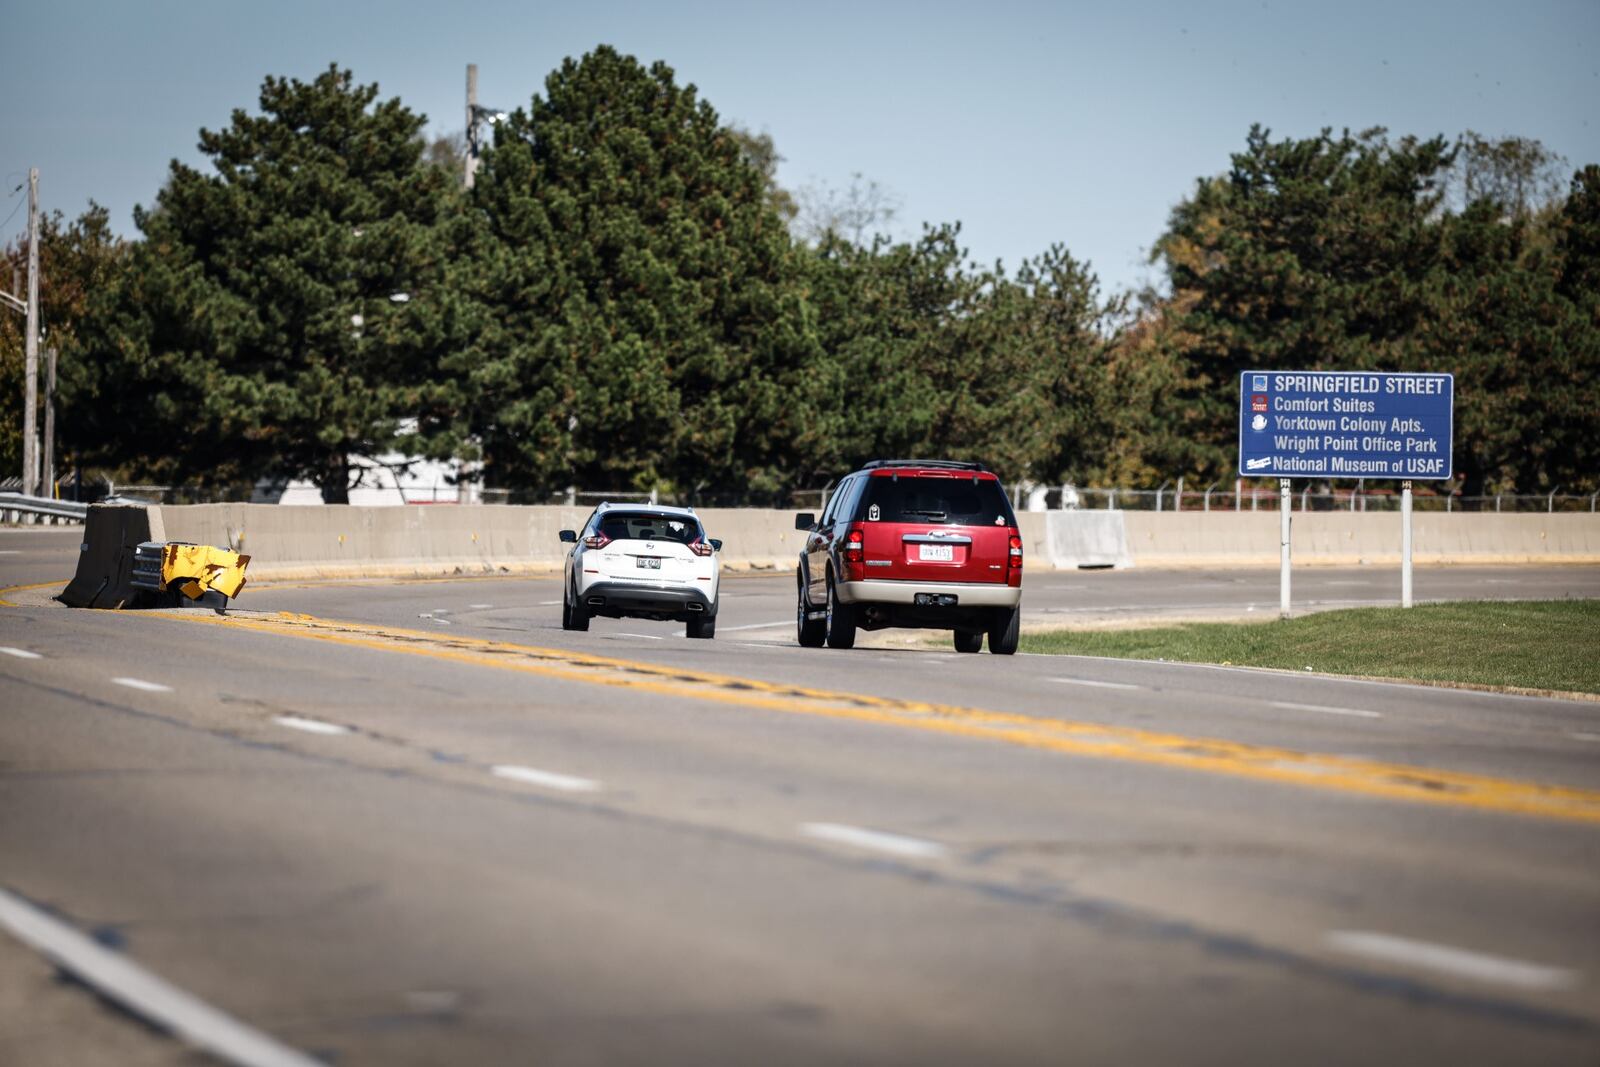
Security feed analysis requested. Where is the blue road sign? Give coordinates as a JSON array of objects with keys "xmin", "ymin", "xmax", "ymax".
[{"xmin": 1239, "ymin": 371, "xmax": 1453, "ymax": 480}]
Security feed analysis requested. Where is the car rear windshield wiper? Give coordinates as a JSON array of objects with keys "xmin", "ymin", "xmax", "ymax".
[{"xmin": 899, "ymin": 509, "xmax": 948, "ymax": 520}]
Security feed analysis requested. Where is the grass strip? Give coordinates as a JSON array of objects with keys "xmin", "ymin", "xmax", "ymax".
[{"xmin": 1020, "ymin": 600, "xmax": 1600, "ymax": 694}]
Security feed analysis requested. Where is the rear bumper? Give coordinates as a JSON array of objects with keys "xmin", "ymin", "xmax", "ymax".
[
  {"xmin": 579, "ymin": 580, "xmax": 716, "ymax": 619},
  {"xmin": 835, "ymin": 579, "xmax": 1021, "ymax": 608}
]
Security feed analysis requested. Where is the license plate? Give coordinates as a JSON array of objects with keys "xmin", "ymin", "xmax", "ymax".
[
  {"xmin": 636, "ymin": 557, "xmax": 662, "ymax": 570},
  {"xmin": 918, "ymin": 544, "xmax": 954, "ymax": 562}
]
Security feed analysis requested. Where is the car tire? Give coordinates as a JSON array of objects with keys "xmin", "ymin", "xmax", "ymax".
[
  {"xmin": 563, "ymin": 579, "xmax": 590, "ymax": 632},
  {"xmin": 954, "ymin": 630, "xmax": 983, "ymax": 653},
  {"xmin": 796, "ymin": 572, "xmax": 826, "ymax": 647},
  {"xmin": 687, "ymin": 615, "xmax": 716, "ymax": 639},
  {"xmin": 824, "ymin": 575, "xmax": 857, "ymax": 650},
  {"xmin": 988, "ymin": 604, "xmax": 1019, "ymax": 655}
]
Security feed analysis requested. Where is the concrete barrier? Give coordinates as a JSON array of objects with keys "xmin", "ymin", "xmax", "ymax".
[
  {"xmin": 58, "ymin": 505, "xmax": 167, "ymax": 608},
  {"xmin": 59, "ymin": 504, "xmax": 1600, "ymax": 602},
  {"xmin": 1043, "ymin": 511, "xmax": 1133, "ymax": 569},
  {"xmin": 1123, "ymin": 512, "xmax": 1600, "ymax": 567}
]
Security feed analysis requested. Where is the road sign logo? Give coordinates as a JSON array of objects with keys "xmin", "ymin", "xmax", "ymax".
[
  {"xmin": 1252, "ymin": 374, "xmax": 1268, "ymax": 391},
  {"xmin": 1245, "ymin": 456, "xmax": 1272, "ymax": 471},
  {"xmin": 1251, "ymin": 414, "xmax": 1267, "ymax": 432},
  {"xmin": 1251, "ymin": 394, "xmax": 1268, "ymax": 412}
]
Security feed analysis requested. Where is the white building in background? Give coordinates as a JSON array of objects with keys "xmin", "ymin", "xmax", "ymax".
[{"xmin": 254, "ymin": 421, "xmax": 481, "ymax": 506}]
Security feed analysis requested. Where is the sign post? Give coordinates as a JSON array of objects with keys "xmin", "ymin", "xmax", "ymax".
[
  {"xmin": 1240, "ymin": 371, "xmax": 1453, "ymax": 614},
  {"xmin": 1279, "ymin": 478, "xmax": 1291, "ymax": 619},
  {"xmin": 1401, "ymin": 480, "xmax": 1413, "ymax": 608}
]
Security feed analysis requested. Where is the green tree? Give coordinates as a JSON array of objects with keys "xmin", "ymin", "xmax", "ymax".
[
  {"xmin": 72, "ymin": 66, "xmax": 463, "ymax": 500},
  {"xmin": 797, "ymin": 226, "xmax": 1122, "ymax": 487},
  {"xmin": 463, "ymin": 45, "xmax": 818, "ymax": 500},
  {"xmin": 1154, "ymin": 126, "xmax": 1454, "ymax": 479},
  {"xmin": 1, "ymin": 204, "xmax": 128, "ymax": 481}
]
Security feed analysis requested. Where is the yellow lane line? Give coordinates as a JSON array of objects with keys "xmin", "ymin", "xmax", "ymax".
[
  {"xmin": 145, "ymin": 609, "xmax": 1600, "ymax": 826},
  {"xmin": 0, "ymin": 580, "xmax": 68, "ymax": 608}
]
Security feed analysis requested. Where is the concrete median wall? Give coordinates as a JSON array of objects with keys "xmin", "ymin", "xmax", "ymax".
[
  {"xmin": 1123, "ymin": 511, "xmax": 1600, "ymax": 567},
  {"xmin": 60, "ymin": 503, "xmax": 1600, "ymax": 605}
]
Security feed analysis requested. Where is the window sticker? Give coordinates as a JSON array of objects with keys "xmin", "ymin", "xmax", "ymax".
[{"xmin": 868, "ymin": 503, "xmax": 880, "ymax": 521}]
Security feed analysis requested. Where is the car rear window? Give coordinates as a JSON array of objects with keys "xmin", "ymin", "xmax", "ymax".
[
  {"xmin": 856, "ymin": 476, "xmax": 1016, "ymax": 527},
  {"xmin": 594, "ymin": 512, "xmax": 702, "ymax": 544}
]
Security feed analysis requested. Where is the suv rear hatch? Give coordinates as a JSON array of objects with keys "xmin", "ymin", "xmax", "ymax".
[
  {"xmin": 854, "ymin": 472, "xmax": 1016, "ymax": 583},
  {"xmin": 589, "ymin": 512, "xmax": 704, "ymax": 584}
]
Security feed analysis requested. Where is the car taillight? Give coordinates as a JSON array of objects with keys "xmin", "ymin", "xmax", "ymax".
[
  {"xmin": 1007, "ymin": 532, "xmax": 1023, "ymax": 586},
  {"xmin": 1008, "ymin": 534, "xmax": 1023, "ymax": 558},
  {"xmin": 583, "ymin": 533, "xmax": 610, "ymax": 549},
  {"xmin": 843, "ymin": 528, "xmax": 864, "ymax": 563},
  {"xmin": 689, "ymin": 539, "xmax": 714, "ymax": 557},
  {"xmin": 842, "ymin": 526, "xmax": 865, "ymax": 580}
]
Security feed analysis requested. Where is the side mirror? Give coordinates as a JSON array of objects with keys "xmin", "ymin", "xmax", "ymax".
[
  {"xmin": 710, "ymin": 538, "xmax": 723, "ymax": 552},
  {"xmin": 558, "ymin": 529, "xmax": 577, "ymax": 543},
  {"xmin": 795, "ymin": 512, "xmax": 816, "ymax": 531}
]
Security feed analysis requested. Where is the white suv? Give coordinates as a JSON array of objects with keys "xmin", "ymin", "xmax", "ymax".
[{"xmin": 559, "ymin": 504, "xmax": 722, "ymax": 638}]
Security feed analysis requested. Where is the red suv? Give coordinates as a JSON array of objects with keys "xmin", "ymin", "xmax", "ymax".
[{"xmin": 795, "ymin": 460, "xmax": 1023, "ymax": 654}]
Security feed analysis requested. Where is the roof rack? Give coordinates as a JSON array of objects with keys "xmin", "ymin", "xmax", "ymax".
[{"xmin": 861, "ymin": 459, "xmax": 990, "ymax": 473}]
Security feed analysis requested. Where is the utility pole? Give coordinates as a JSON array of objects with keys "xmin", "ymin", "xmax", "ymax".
[
  {"xmin": 464, "ymin": 64, "xmax": 480, "ymax": 190},
  {"xmin": 43, "ymin": 346, "xmax": 57, "ymax": 497},
  {"xmin": 23, "ymin": 168, "xmax": 40, "ymax": 500}
]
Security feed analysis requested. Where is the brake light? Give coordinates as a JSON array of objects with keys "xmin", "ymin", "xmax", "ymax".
[
  {"xmin": 1007, "ymin": 532, "xmax": 1023, "ymax": 587},
  {"xmin": 689, "ymin": 539, "xmax": 714, "ymax": 557},
  {"xmin": 842, "ymin": 526, "xmax": 865, "ymax": 581},
  {"xmin": 843, "ymin": 528, "xmax": 864, "ymax": 563},
  {"xmin": 583, "ymin": 533, "xmax": 611, "ymax": 549},
  {"xmin": 1008, "ymin": 534, "xmax": 1023, "ymax": 558}
]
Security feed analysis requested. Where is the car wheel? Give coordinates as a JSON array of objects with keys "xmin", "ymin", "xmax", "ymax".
[
  {"xmin": 797, "ymin": 572, "xmax": 826, "ymax": 647},
  {"xmin": 954, "ymin": 630, "xmax": 983, "ymax": 653},
  {"xmin": 988, "ymin": 604, "xmax": 1019, "ymax": 655},
  {"xmin": 687, "ymin": 615, "xmax": 716, "ymax": 639},
  {"xmin": 563, "ymin": 579, "xmax": 589, "ymax": 632},
  {"xmin": 824, "ymin": 575, "xmax": 857, "ymax": 650}
]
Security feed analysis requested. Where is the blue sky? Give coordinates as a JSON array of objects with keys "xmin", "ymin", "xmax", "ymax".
[{"xmin": 2, "ymin": 0, "xmax": 1595, "ymax": 296}]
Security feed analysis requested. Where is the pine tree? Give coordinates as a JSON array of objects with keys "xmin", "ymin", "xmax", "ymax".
[
  {"xmin": 74, "ymin": 66, "xmax": 461, "ymax": 500},
  {"xmin": 463, "ymin": 46, "xmax": 817, "ymax": 500}
]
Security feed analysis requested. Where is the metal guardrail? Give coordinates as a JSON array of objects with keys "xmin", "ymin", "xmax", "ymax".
[{"xmin": 0, "ymin": 492, "xmax": 89, "ymax": 522}]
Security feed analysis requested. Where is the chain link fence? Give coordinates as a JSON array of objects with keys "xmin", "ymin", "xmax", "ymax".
[{"xmin": 8, "ymin": 476, "xmax": 1597, "ymax": 514}]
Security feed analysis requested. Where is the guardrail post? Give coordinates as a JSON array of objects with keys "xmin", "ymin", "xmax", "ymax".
[
  {"xmin": 1495, "ymin": 493, "xmax": 1502, "ymax": 513},
  {"xmin": 1154, "ymin": 481, "xmax": 1167, "ymax": 512},
  {"xmin": 1108, "ymin": 489, "xmax": 1117, "ymax": 510},
  {"xmin": 1548, "ymin": 486, "xmax": 1560, "ymax": 513},
  {"xmin": 1235, "ymin": 478, "xmax": 1241, "ymax": 512},
  {"xmin": 1203, "ymin": 482, "xmax": 1216, "ymax": 512},
  {"xmin": 1591, "ymin": 490, "xmax": 1597, "ymax": 513}
]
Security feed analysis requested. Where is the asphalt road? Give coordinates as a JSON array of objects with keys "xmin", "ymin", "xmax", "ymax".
[{"xmin": 2, "ymin": 525, "xmax": 1598, "ymax": 1065}]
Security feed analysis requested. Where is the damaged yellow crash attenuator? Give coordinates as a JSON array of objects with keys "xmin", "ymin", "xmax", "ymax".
[{"xmin": 162, "ymin": 543, "xmax": 251, "ymax": 600}]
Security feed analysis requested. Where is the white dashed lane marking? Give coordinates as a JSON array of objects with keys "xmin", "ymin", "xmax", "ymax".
[
  {"xmin": 491, "ymin": 765, "xmax": 602, "ymax": 792},
  {"xmin": 1050, "ymin": 677, "xmax": 1140, "ymax": 691},
  {"xmin": 800, "ymin": 822, "xmax": 948, "ymax": 860},
  {"xmin": 613, "ymin": 632, "xmax": 664, "ymax": 641},
  {"xmin": 1571, "ymin": 732, "xmax": 1600, "ymax": 743},
  {"xmin": 0, "ymin": 646, "xmax": 42, "ymax": 659},
  {"xmin": 1325, "ymin": 930, "xmax": 1579, "ymax": 991},
  {"xmin": 111, "ymin": 677, "xmax": 172, "ymax": 693},
  {"xmin": 272, "ymin": 715, "xmax": 351, "ymax": 736},
  {"xmin": 719, "ymin": 620, "xmax": 792, "ymax": 632},
  {"xmin": 469, "ymin": 603, "xmax": 494, "ymax": 609},
  {"xmin": 1272, "ymin": 700, "xmax": 1383, "ymax": 720}
]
